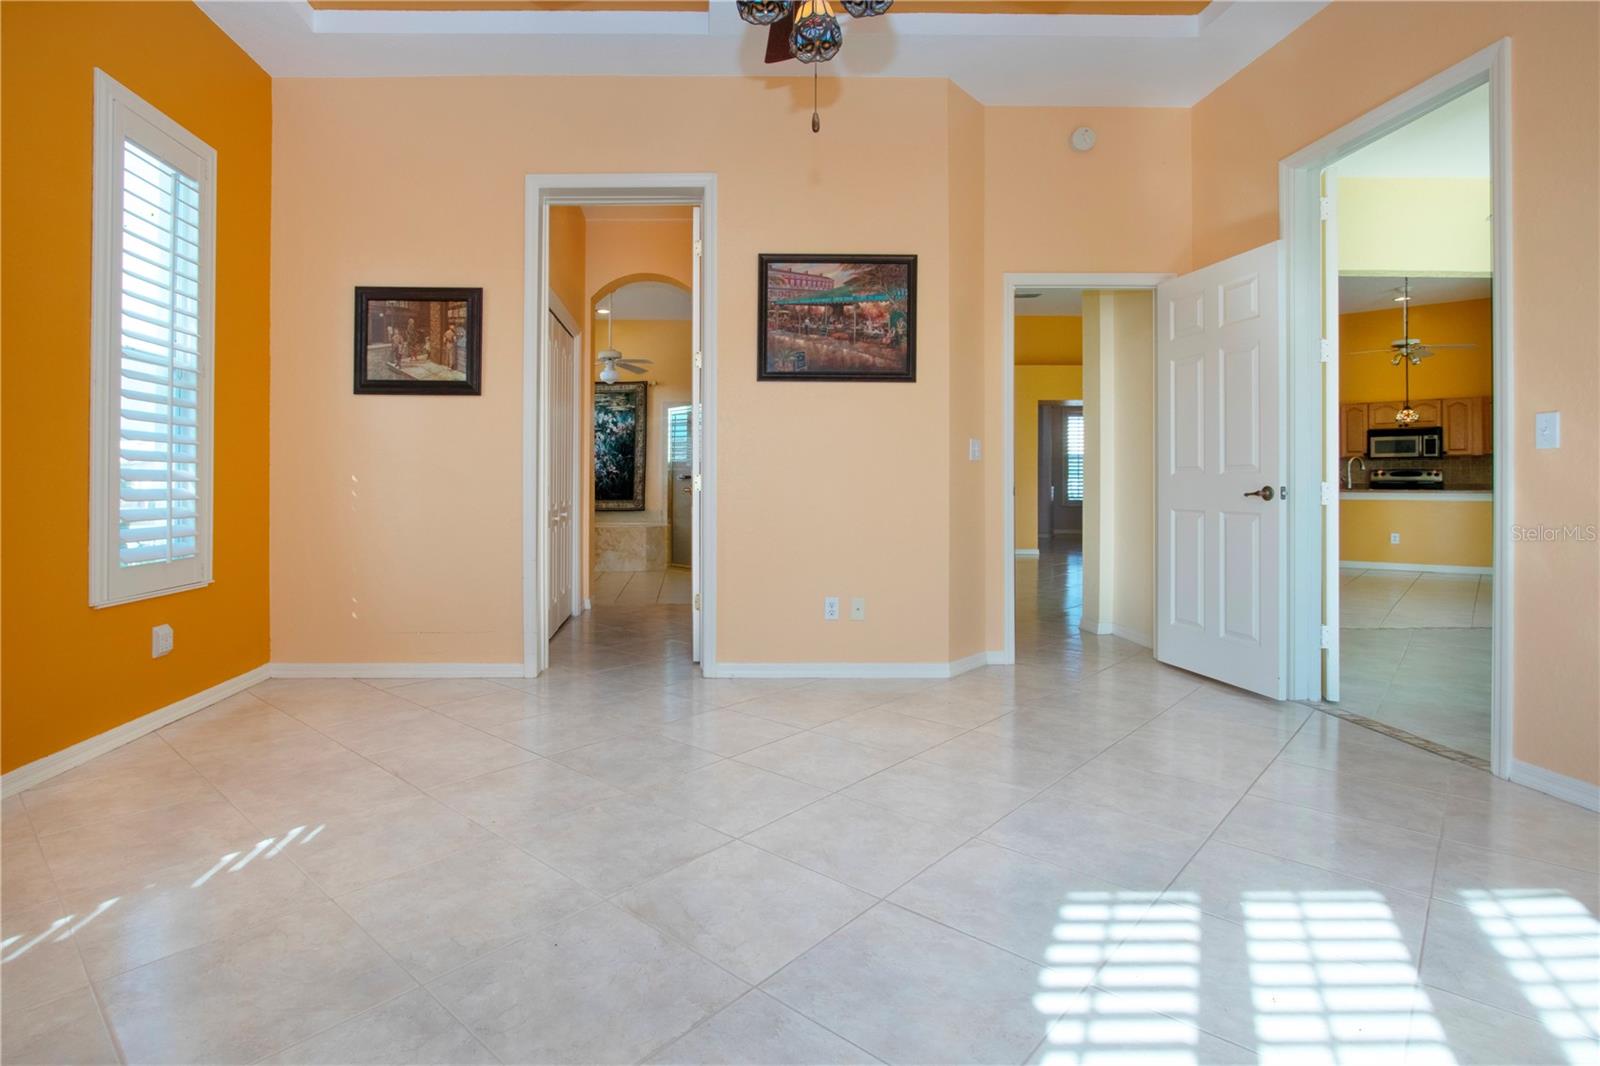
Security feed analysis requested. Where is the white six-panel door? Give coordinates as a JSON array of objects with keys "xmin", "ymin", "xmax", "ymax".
[
  {"xmin": 547, "ymin": 311, "xmax": 577, "ymax": 638},
  {"xmin": 1155, "ymin": 242, "xmax": 1286, "ymax": 699}
]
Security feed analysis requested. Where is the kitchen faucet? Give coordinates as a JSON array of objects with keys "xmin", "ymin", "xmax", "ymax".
[{"xmin": 1345, "ymin": 455, "xmax": 1366, "ymax": 489}]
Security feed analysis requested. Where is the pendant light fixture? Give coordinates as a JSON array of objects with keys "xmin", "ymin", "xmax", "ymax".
[{"xmin": 1392, "ymin": 276, "xmax": 1418, "ymax": 425}]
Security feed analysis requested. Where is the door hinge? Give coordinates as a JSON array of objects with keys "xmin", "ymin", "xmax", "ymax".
[
  {"xmin": 693, "ymin": 474, "xmax": 703, "ymax": 492},
  {"xmin": 1319, "ymin": 338, "xmax": 1333, "ymax": 363},
  {"xmin": 693, "ymin": 350, "xmax": 702, "ymax": 370},
  {"xmin": 693, "ymin": 239, "xmax": 703, "ymax": 257},
  {"xmin": 1319, "ymin": 196, "xmax": 1332, "ymax": 221},
  {"xmin": 1320, "ymin": 625, "xmax": 1332, "ymax": 650},
  {"xmin": 1320, "ymin": 481, "xmax": 1334, "ymax": 506},
  {"xmin": 693, "ymin": 593, "xmax": 701, "ymax": 611}
]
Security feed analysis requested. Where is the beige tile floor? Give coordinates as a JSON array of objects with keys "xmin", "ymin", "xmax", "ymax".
[
  {"xmin": 1338, "ymin": 567, "xmax": 1493, "ymax": 760},
  {"xmin": 3, "ymin": 552, "xmax": 1595, "ymax": 1064},
  {"xmin": 591, "ymin": 567, "xmax": 692, "ymax": 608}
]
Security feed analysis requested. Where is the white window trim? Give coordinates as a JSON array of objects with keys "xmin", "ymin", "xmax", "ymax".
[{"xmin": 89, "ymin": 70, "xmax": 218, "ymax": 608}]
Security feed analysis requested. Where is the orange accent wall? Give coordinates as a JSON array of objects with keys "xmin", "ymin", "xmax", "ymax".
[
  {"xmin": 1340, "ymin": 298, "xmax": 1492, "ymax": 404},
  {"xmin": 548, "ymin": 205, "xmax": 588, "ymax": 327},
  {"xmin": 0, "ymin": 2, "xmax": 272, "ymax": 773},
  {"xmin": 1193, "ymin": 1, "xmax": 1600, "ymax": 785}
]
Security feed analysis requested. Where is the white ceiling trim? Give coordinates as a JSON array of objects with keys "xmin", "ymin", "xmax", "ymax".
[{"xmin": 198, "ymin": 0, "xmax": 1327, "ymax": 107}]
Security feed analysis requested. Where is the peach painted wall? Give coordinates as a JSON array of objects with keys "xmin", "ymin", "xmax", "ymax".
[
  {"xmin": 947, "ymin": 83, "xmax": 987, "ymax": 661},
  {"xmin": 548, "ymin": 205, "xmax": 587, "ymax": 325},
  {"xmin": 1, "ymin": 2, "xmax": 271, "ymax": 773},
  {"xmin": 1192, "ymin": 1, "xmax": 1599, "ymax": 784},
  {"xmin": 981, "ymin": 106, "xmax": 1192, "ymax": 650},
  {"xmin": 270, "ymin": 75, "xmax": 959, "ymax": 667}
]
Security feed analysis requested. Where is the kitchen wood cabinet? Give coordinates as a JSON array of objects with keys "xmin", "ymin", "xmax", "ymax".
[
  {"xmin": 1368, "ymin": 398, "xmax": 1440, "ymax": 428},
  {"xmin": 1442, "ymin": 396, "xmax": 1486, "ymax": 454},
  {"xmin": 1348, "ymin": 395, "xmax": 1494, "ymax": 455},
  {"xmin": 1340, "ymin": 404, "xmax": 1369, "ymax": 457}
]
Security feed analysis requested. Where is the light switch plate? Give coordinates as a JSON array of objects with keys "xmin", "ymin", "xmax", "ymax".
[
  {"xmin": 1535, "ymin": 411, "xmax": 1561, "ymax": 449},
  {"xmin": 968, "ymin": 438, "xmax": 982, "ymax": 461},
  {"xmin": 152, "ymin": 624, "xmax": 174, "ymax": 658}
]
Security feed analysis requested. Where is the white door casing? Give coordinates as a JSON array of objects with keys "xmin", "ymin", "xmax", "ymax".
[
  {"xmin": 547, "ymin": 310, "xmax": 577, "ymax": 637},
  {"xmin": 690, "ymin": 206, "xmax": 704, "ymax": 662},
  {"xmin": 1155, "ymin": 241, "xmax": 1286, "ymax": 699}
]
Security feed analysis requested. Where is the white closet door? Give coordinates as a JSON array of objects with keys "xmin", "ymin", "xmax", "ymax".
[{"xmin": 548, "ymin": 310, "xmax": 577, "ymax": 638}]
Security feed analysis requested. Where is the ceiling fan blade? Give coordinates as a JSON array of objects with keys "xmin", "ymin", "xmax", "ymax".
[
  {"xmin": 1416, "ymin": 343, "xmax": 1477, "ymax": 349},
  {"xmin": 617, "ymin": 362, "xmax": 651, "ymax": 373},
  {"xmin": 1348, "ymin": 348, "xmax": 1400, "ymax": 356},
  {"xmin": 764, "ymin": 9, "xmax": 795, "ymax": 63}
]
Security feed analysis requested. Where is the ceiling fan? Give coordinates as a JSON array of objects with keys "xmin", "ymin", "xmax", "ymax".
[
  {"xmin": 1348, "ymin": 277, "xmax": 1478, "ymax": 366},
  {"xmin": 737, "ymin": 0, "xmax": 893, "ymax": 130},
  {"xmin": 596, "ymin": 292, "xmax": 653, "ymax": 384}
]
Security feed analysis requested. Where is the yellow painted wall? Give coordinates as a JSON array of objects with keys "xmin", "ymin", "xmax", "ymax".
[
  {"xmin": 1, "ymin": 1, "xmax": 272, "ymax": 773},
  {"xmin": 1341, "ymin": 499, "xmax": 1493, "ymax": 569},
  {"xmin": 1336, "ymin": 177, "xmax": 1491, "ymax": 277},
  {"xmin": 1015, "ymin": 316, "xmax": 1083, "ymax": 365},
  {"xmin": 1013, "ymin": 366, "xmax": 1084, "ymax": 550},
  {"xmin": 548, "ymin": 205, "xmax": 587, "ymax": 324},
  {"xmin": 1340, "ymin": 297, "xmax": 1492, "ymax": 403}
]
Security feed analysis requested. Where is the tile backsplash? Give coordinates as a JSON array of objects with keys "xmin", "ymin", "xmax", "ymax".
[{"xmin": 1346, "ymin": 454, "xmax": 1493, "ymax": 491}]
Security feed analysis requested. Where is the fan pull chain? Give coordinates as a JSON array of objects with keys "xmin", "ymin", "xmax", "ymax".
[{"xmin": 812, "ymin": 66, "xmax": 821, "ymax": 133}]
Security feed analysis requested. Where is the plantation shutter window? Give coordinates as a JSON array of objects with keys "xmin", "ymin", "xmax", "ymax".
[
  {"xmin": 1063, "ymin": 409, "xmax": 1085, "ymax": 503},
  {"xmin": 90, "ymin": 71, "xmax": 217, "ymax": 607},
  {"xmin": 667, "ymin": 406, "xmax": 692, "ymax": 464}
]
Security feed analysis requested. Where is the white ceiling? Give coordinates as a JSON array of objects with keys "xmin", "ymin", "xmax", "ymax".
[
  {"xmin": 1014, "ymin": 288, "xmax": 1084, "ymax": 316},
  {"xmin": 197, "ymin": 1, "xmax": 1326, "ymax": 107},
  {"xmin": 1333, "ymin": 83, "xmax": 1490, "ymax": 179},
  {"xmin": 1338, "ymin": 275, "xmax": 1491, "ymax": 314},
  {"xmin": 602, "ymin": 280, "xmax": 691, "ymax": 320}
]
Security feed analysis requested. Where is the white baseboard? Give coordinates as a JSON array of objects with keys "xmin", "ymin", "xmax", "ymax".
[
  {"xmin": 1110, "ymin": 625, "xmax": 1152, "ymax": 648},
  {"xmin": 1, "ymin": 664, "xmax": 271, "ymax": 799},
  {"xmin": 1343, "ymin": 560, "xmax": 1492, "ymax": 575},
  {"xmin": 269, "ymin": 662, "xmax": 527, "ymax": 679},
  {"xmin": 1510, "ymin": 759, "xmax": 1600, "ymax": 813},
  {"xmin": 708, "ymin": 653, "xmax": 1002, "ymax": 680},
  {"xmin": 1014, "ymin": 548, "xmax": 1041, "ymax": 558}
]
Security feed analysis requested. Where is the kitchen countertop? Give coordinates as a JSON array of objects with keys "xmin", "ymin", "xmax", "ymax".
[{"xmin": 1341, "ymin": 488, "xmax": 1493, "ymax": 501}]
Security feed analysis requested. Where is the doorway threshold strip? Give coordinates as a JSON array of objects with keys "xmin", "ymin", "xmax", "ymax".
[{"xmin": 1298, "ymin": 699, "xmax": 1490, "ymax": 772}]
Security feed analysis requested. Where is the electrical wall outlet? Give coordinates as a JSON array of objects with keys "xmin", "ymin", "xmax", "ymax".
[
  {"xmin": 850, "ymin": 597, "xmax": 866, "ymax": 620},
  {"xmin": 823, "ymin": 596, "xmax": 840, "ymax": 621},
  {"xmin": 1390, "ymin": 532, "xmax": 1401, "ymax": 545},
  {"xmin": 968, "ymin": 438, "xmax": 982, "ymax": 461},
  {"xmin": 152, "ymin": 624, "xmax": 174, "ymax": 658}
]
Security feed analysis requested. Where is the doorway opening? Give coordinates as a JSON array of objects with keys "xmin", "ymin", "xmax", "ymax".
[
  {"xmin": 524, "ymin": 174, "xmax": 717, "ymax": 679},
  {"xmin": 1281, "ymin": 43, "xmax": 1512, "ymax": 774},
  {"xmin": 1002, "ymin": 276, "xmax": 1168, "ymax": 665}
]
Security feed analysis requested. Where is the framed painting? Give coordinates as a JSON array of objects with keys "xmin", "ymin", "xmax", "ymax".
[
  {"xmin": 594, "ymin": 381, "xmax": 647, "ymax": 511},
  {"xmin": 757, "ymin": 254, "xmax": 916, "ymax": 381},
  {"xmin": 354, "ymin": 286, "xmax": 482, "ymax": 395}
]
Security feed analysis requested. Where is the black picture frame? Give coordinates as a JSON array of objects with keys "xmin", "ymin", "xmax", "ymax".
[
  {"xmin": 757, "ymin": 254, "xmax": 917, "ymax": 382},
  {"xmin": 354, "ymin": 286, "xmax": 483, "ymax": 395},
  {"xmin": 594, "ymin": 381, "xmax": 648, "ymax": 511}
]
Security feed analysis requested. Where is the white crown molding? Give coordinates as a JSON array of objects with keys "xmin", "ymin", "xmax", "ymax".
[{"xmin": 196, "ymin": 1, "xmax": 1327, "ymax": 107}]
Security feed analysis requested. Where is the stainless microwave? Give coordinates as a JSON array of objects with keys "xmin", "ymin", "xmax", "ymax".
[{"xmin": 1367, "ymin": 427, "xmax": 1443, "ymax": 459}]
